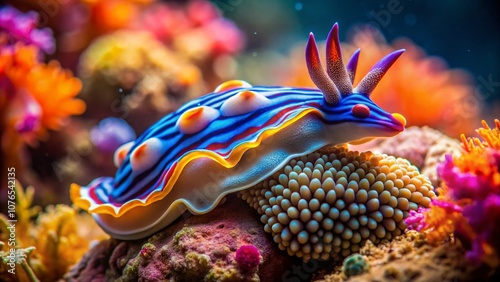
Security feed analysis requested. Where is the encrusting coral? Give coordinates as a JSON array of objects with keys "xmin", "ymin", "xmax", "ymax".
[
  {"xmin": 0, "ymin": 181, "xmax": 108, "ymax": 282},
  {"xmin": 239, "ymin": 146, "xmax": 435, "ymax": 261},
  {"xmin": 406, "ymin": 119, "xmax": 500, "ymax": 267},
  {"xmin": 64, "ymin": 195, "xmax": 292, "ymax": 282}
]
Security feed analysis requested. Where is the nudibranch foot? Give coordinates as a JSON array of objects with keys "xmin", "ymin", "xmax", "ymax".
[{"xmin": 71, "ymin": 22, "xmax": 407, "ymax": 240}]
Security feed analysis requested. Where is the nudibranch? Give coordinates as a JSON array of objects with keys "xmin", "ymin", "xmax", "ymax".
[{"xmin": 71, "ymin": 23, "xmax": 407, "ymax": 239}]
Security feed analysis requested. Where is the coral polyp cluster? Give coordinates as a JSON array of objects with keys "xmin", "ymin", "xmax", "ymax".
[
  {"xmin": 406, "ymin": 120, "xmax": 500, "ymax": 267},
  {"xmin": 240, "ymin": 146, "xmax": 435, "ymax": 261}
]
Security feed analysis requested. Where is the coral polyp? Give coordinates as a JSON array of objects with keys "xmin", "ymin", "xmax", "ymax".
[{"xmin": 240, "ymin": 146, "xmax": 435, "ymax": 261}]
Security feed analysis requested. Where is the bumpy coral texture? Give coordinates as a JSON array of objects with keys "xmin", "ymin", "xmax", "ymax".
[
  {"xmin": 406, "ymin": 120, "xmax": 500, "ymax": 267},
  {"xmin": 240, "ymin": 146, "xmax": 435, "ymax": 261},
  {"xmin": 350, "ymin": 126, "xmax": 462, "ymax": 187}
]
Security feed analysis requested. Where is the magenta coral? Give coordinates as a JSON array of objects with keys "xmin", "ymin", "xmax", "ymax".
[
  {"xmin": 0, "ymin": 6, "xmax": 55, "ymax": 54},
  {"xmin": 235, "ymin": 245, "xmax": 261, "ymax": 272}
]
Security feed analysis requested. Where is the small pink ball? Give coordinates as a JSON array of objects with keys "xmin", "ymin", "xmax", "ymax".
[{"xmin": 235, "ymin": 245, "xmax": 261, "ymax": 272}]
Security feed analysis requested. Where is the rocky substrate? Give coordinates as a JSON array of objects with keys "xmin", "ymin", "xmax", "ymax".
[{"xmin": 64, "ymin": 195, "xmax": 294, "ymax": 282}]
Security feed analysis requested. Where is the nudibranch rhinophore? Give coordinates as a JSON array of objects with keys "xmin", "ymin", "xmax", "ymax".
[{"xmin": 71, "ymin": 23, "xmax": 407, "ymax": 239}]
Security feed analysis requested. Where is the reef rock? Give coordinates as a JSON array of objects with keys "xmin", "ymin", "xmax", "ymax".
[
  {"xmin": 64, "ymin": 195, "xmax": 293, "ymax": 282},
  {"xmin": 316, "ymin": 230, "xmax": 500, "ymax": 282}
]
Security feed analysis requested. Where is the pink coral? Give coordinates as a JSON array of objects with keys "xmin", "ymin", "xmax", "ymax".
[
  {"xmin": 133, "ymin": 0, "xmax": 244, "ymax": 61},
  {"xmin": 235, "ymin": 245, "xmax": 261, "ymax": 272}
]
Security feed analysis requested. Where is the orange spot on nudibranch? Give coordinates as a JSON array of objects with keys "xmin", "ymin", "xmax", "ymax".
[
  {"xmin": 113, "ymin": 141, "xmax": 134, "ymax": 168},
  {"xmin": 240, "ymin": 90, "xmax": 256, "ymax": 100},
  {"xmin": 214, "ymin": 80, "xmax": 252, "ymax": 93},
  {"xmin": 352, "ymin": 104, "xmax": 370, "ymax": 118},
  {"xmin": 176, "ymin": 106, "xmax": 220, "ymax": 134},
  {"xmin": 130, "ymin": 138, "xmax": 163, "ymax": 174},
  {"xmin": 132, "ymin": 144, "xmax": 147, "ymax": 159},
  {"xmin": 184, "ymin": 107, "xmax": 204, "ymax": 120}
]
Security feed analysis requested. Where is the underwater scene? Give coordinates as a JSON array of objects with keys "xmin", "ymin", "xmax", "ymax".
[{"xmin": 1, "ymin": 0, "xmax": 500, "ymax": 281}]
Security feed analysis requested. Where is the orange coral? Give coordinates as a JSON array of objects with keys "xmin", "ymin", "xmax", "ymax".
[
  {"xmin": 455, "ymin": 120, "xmax": 500, "ymax": 188},
  {"xmin": 1, "ymin": 44, "xmax": 85, "ymax": 180},
  {"xmin": 280, "ymin": 27, "xmax": 480, "ymax": 137},
  {"xmin": 1, "ymin": 44, "xmax": 85, "ymax": 143},
  {"xmin": 461, "ymin": 119, "xmax": 500, "ymax": 152}
]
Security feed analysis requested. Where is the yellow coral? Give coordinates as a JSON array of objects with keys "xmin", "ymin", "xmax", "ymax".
[
  {"xmin": 461, "ymin": 119, "xmax": 500, "ymax": 153},
  {"xmin": 79, "ymin": 30, "xmax": 204, "ymax": 113},
  {"xmin": 0, "ymin": 181, "xmax": 108, "ymax": 281}
]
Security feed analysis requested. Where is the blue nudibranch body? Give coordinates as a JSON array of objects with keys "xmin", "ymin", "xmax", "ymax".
[{"xmin": 71, "ymin": 23, "xmax": 407, "ymax": 239}]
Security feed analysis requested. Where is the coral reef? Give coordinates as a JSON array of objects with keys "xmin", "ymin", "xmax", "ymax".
[
  {"xmin": 406, "ymin": 120, "xmax": 500, "ymax": 267},
  {"xmin": 278, "ymin": 28, "xmax": 481, "ymax": 137},
  {"xmin": 77, "ymin": 0, "xmax": 245, "ymax": 131},
  {"xmin": 316, "ymin": 230, "xmax": 499, "ymax": 282},
  {"xmin": 239, "ymin": 146, "xmax": 435, "ymax": 261},
  {"xmin": 0, "ymin": 6, "xmax": 55, "ymax": 54},
  {"xmin": 78, "ymin": 29, "xmax": 205, "ymax": 130},
  {"xmin": 0, "ymin": 42, "xmax": 85, "ymax": 182},
  {"xmin": 133, "ymin": 0, "xmax": 244, "ymax": 62},
  {"xmin": 0, "ymin": 181, "xmax": 108, "ymax": 282},
  {"xmin": 350, "ymin": 126, "xmax": 463, "ymax": 187},
  {"xmin": 65, "ymin": 195, "xmax": 293, "ymax": 281}
]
